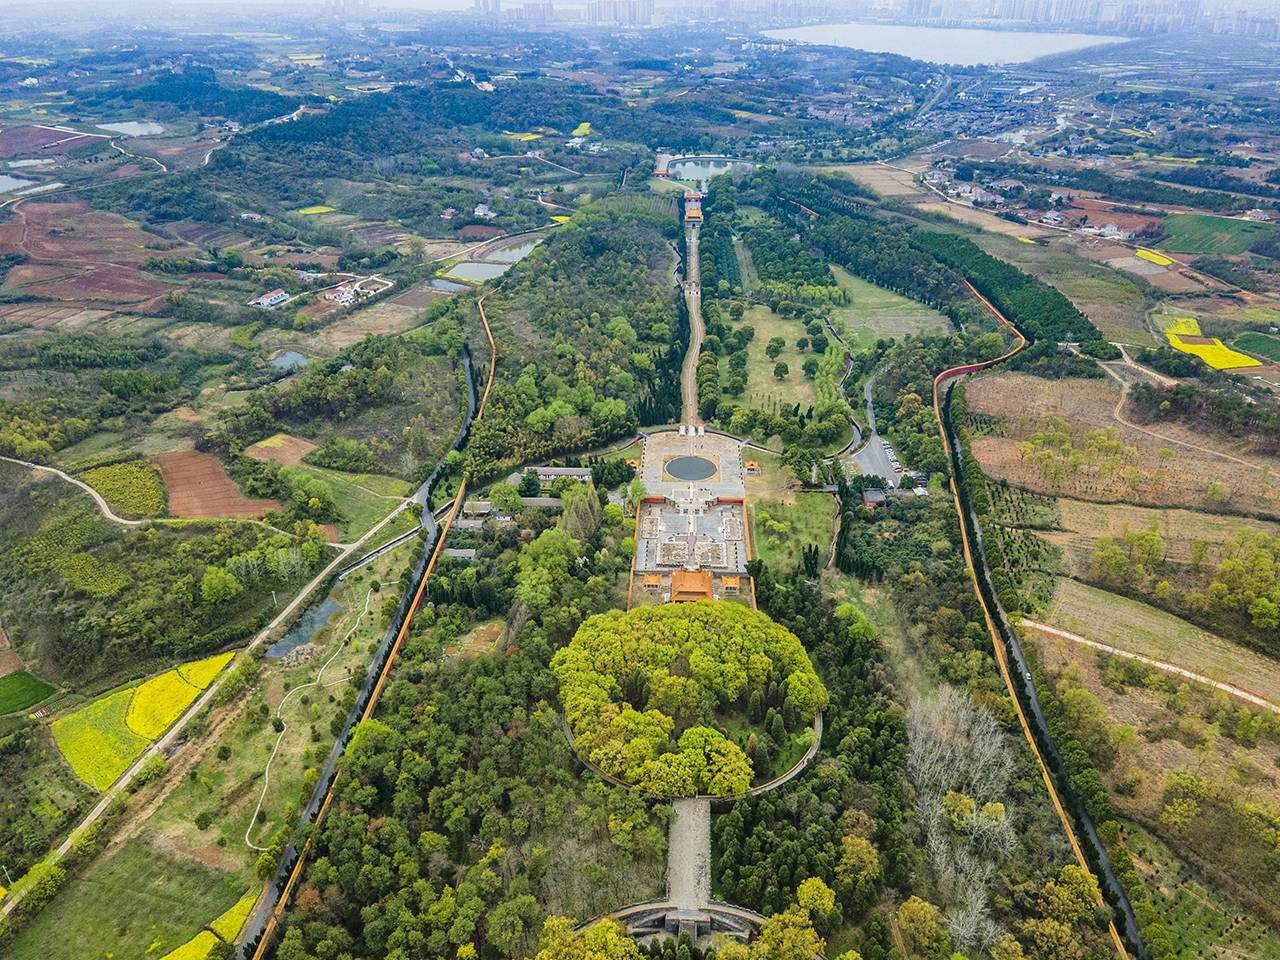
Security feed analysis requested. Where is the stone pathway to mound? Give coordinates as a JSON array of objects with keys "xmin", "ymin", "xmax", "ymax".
[{"xmin": 668, "ymin": 798, "xmax": 711, "ymax": 910}]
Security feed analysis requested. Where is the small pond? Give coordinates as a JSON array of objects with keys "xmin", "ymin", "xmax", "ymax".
[
  {"xmin": 271, "ymin": 351, "xmax": 309, "ymax": 372},
  {"xmin": 431, "ymin": 278, "xmax": 469, "ymax": 292},
  {"xmin": 0, "ymin": 174, "xmax": 35, "ymax": 194},
  {"xmin": 266, "ymin": 597, "xmax": 346, "ymax": 659},
  {"xmin": 445, "ymin": 261, "xmax": 512, "ymax": 282},
  {"xmin": 484, "ymin": 238, "xmax": 542, "ymax": 264}
]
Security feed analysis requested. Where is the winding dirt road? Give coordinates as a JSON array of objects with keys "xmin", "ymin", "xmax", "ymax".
[{"xmin": 0, "ymin": 454, "xmax": 144, "ymax": 526}]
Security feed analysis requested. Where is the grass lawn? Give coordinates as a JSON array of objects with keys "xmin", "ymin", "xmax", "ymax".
[
  {"xmin": 749, "ymin": 491, "xmax": 837, "ymax": 575},
  {"xmin": 8, "ymin": 837, "xmax": 244, "ymax": 960},
  {"xmin": 1233, "ymin": 331, "xmax": 1280, "ymax": 362},
  {"xmin": 289, "ymin": 464, "xmax": 410, "ymax": 541},
  {"xmin": 0, "ymin": 670, "xmax": 56, "ymax": 714},
  {"xmin": 743, "ymin": 451, "xmax": 797, "ymax": 501},
  {"xmin": 1045, "ymin": 578, "xmax": 1280, "ymax": 706},
  {"xmin": 828, "ymin": 264, "xmax": 950, "ymax": 349},
  {"xmin": 1158, "ymin": 213, "xmax": 1277, "ymax": 255},
  {"xmin": 733, "ymin": 304, "xmax": 817, "ymax": 413}
]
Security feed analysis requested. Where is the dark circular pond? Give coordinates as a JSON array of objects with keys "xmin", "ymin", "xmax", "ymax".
[{"xmin": 666, "ymin": 455, "xmax": 717, "ymax": 481}]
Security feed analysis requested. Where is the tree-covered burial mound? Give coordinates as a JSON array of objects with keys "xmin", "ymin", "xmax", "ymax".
[{"xmin": 552, "ymin": 600, "xmax": 828, "ymax": 796}]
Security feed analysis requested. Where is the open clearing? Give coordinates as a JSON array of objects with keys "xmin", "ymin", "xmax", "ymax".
[
  {"xmin": 0, "ymin": 623, "xmax": 25, "ymax": 677},
  {"xmin": 966, "ymin": 372, "xmax": 1280, "ymax": 516},
  {"xmin": 243, "ymin": 432, "xmax": 317, "ymax": 468},
  {"xmin": 915, "ymin": 200, "xmax": 1055, "ymax": 239},
  {"xmin": 1158, "ymin": 213, "xmax": 1276, "ymax": 255},
  {"xmin": 152, "ymin": 450, "xmax": 279, "ymax": 518},
  {"xmin": 1042, "ymin": 578, "xmax": 1280, "ymax": 706},
  {"xmin": 829, "ymin": 264, "xmax": 949, "ymax": 348},
  {"xmin": 749, "ymin": 492, "xmax": 836, "ymax": 575},
  {"xmin": 733, "ymin": 304, "xmax": 817, "ymax": 412}
]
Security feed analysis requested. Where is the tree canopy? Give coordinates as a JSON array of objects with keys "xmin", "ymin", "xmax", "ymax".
[{"xmin": 552, "ymin": 601, "xmax": 828, "ymax": 796}]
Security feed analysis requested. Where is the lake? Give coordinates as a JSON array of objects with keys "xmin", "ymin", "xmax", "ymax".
[
  {"xmin": 763, "ymin": 22, "xmax": 1125, "ymax": 65},
  {"xmin": 97, "ymin": 120, "xmax": 165, "ymax": 136}
]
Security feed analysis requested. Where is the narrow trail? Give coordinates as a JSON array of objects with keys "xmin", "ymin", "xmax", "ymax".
[
  {"xmin": 245, "ymin": 587, "xmax": 377, "ymax": 851},
  {"xmin": 0, "ymin": 454, "xmax": 144, "ymax": 526},
  {"xmin": 933, "ymin": 282, "xmax": 1133, "ymax": 960},
  {"xmin": 1022, "ymin": 619, "xmax": 1280, "ymax": 715}
]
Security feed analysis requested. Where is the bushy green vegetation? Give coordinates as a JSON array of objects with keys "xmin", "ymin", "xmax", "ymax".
[
  {"xmin": 464, "ymin": 205, "xmax": 684, "ymax": 483},
  {"xmin": 0, "ymin": 464, "xmax": 332, "ymax": 687},
  {"xmin": 1233, "ymin": 331, "xmax": 1280, "ymax": 361},
  {"xmin": 553, "ymin": 601, "xmax": 827, "ymax": 796},
  {"xmin": 78, "ymin": 461, "xmax": 167, "ymax": 518}
]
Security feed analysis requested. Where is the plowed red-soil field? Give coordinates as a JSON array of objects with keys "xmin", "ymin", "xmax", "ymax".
[
  {"xmin": 1, "ymin": 199, "xmax": 202, "ymax": 309},
  {"xmin": 152, "ymin": 450, "xmax": 278, "ymax": 518},
  {"xmin": 0, "ymin": 125, "xmax": 106, "ymax": 159}
]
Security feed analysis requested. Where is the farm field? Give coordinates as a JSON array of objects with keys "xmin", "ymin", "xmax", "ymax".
[
  {"xmin": 28, "ymin": 542, "xmax": 423, "ymax": 960},
  {"xmin": 966, "ymin": 372, "xmax": 1280, "ymax": 516},
  {"xmin": 1041, "ymin": 578, "xmax": 1280, "ymax": 707},
  {"xmin": 1121, "ymin": 822, "xmax": 1280, "ymax": 960},
  {"xmin": 1167, "ymin": 333, "xmax": 1260, "ymax": 369},
  {"xmin": 50, "ymin": 687, "xmax": 147, "ymax": 790},
  {"xmin": 53, "ymin": 652, "xmax": 234, "ymax": 787},
  {"xmin": 0, "ymin": 669, "xmax": 55, "ymax": 714},
  {"xmin": 1233, "ymin": 331, "xmax": 1280, "ymax": 362},
  {"xmin": 976, "ymin": 234, "xmax": 1153, "ymax": 344},
  {"xmin": 828, "ymin": 264, "xmax": 950, "ymax": 348},
  {"xmin": 1157, "ymin": 213, "xmax": 1277, "ymax": 255},
  {"xmin": 1050, "ymin": 496, "xmax": 1280, "ymax": 570},
  {"xmin": 7, "ymin": 836, "xmax": 246, "ymax": 960},
  {"xmin": 242, "ymin": 432, "xmax": 317, "ymax": 468},
  {"xmin": 826, "ymin": 161, "xmax": 932, "ymax": 200},
  {"xmin": 1031, "ymin": 610, "xmax": 1280, "ymax": 928},
  {"xmin": 749, "ymin": 491, "xmax": 837, "ymax": 575},
  {"xmin": 733, "ymin": 304, "xmax": 817, "ymax": 413},
  {"xmin": 152, "ymin": 449, "xmax": 279, "ymax": 518},
  {"xmin": 78, "ymin": 460, "xmax": 167, "ymax": 518}
]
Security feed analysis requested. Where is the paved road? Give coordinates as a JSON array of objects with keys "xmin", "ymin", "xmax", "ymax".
[
  {"xmin": 667, "ymin": 798, "xmax": 711, "ymax": 909},
  {"xmin": 0, "ymin": 455, "xmax": 144, "ymax": 526},
  {"xmin": 681, "ymin": 223, "xmax": 703, "ymax": 424},
  {"xmin": 847, "ymin": 377, "xmax": 898, "ymax": 486}
]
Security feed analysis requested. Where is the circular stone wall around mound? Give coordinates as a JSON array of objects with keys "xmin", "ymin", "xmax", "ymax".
[
  {"xmin": 664, "ymin": 455, "xmax": 717, "ymax": 481},
  {"xmin": 552, "ymin": 600, "xmax": 829, "ymax": 798}
]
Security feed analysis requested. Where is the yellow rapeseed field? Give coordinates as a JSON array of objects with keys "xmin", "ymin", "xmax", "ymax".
[
  {"xmin": 125, "ymin": 669, "xmax": 202, "ymax": 740},
  {"xmin": 572, "ymin": 121, "xmax": 592, "ymax": 137},
  {"xmin": 211, "ymin": 890, "xmax": 259, "ymax": 940},
  {"xmin": 52, "ymin": 687, "xmax": 148, "ymax": 789},
  {"xmin": 297, "ymin": 205, "xmax": 334, "ymax": 215},
  {"xmin": 158, "ymin": 930, "xmax": 221, "ymax": 960},
  {"xmin": 177, "ymin": 651, "xmax": 235, "ymax": 690},
  {"xmin": 1135, "ymin": 248, "xmax": 1174, "ymax": 266},
  {"xmin": 1167, "ymin": 333, "xmax": 1262, "ymax": 369},
  {"xmin": 1158, "ymin": 316, "xmax": 1201, "ymax": 336}
]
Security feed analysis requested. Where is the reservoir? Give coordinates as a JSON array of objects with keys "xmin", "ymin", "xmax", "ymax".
[
  {"xmin": 0, "ymin": 174, "xmax": 35, "ymax": 194},
  {"xmin": 96, "ymin": 121, "xmax": 165, "ymax": 136},
  {"xmin": 763, "ymin": 22, "xmax": 1125, "ymax": 65}
]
